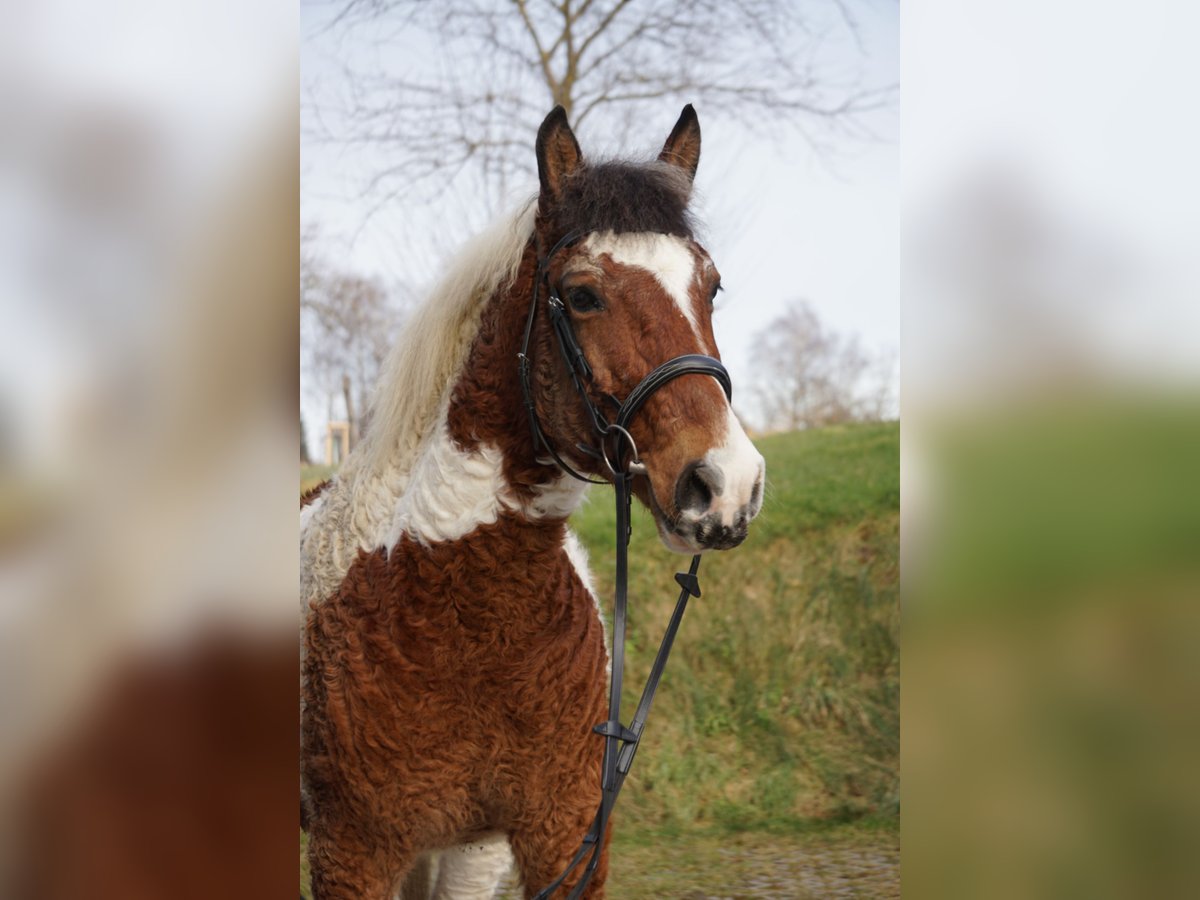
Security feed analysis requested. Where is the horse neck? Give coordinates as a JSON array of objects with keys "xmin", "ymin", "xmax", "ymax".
[{"xmin": 377, "ymin": 248, "xmax": 588, "ymax": 550}]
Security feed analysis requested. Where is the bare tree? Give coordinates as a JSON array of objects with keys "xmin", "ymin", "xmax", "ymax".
[
  {"xmin": 301, "ymin": 250, "xmax": 405, "ymax": 448},
  {"xmin": 307, "ymin": 0, "xmax": 895, "ymax": 212},
  {"xmin": 861, "ymin": 343, "xmax": 898, "ymax": 422},
  {"xmin": 749, "ymin": 298, "xmax": 888, "ymax": 432}
]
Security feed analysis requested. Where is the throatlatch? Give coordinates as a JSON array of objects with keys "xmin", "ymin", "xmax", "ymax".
[{"xmin": 519, "ymin": 231, "xmax": 731, "ymax": 899}]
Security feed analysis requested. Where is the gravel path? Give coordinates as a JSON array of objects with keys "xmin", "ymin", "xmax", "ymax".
[{"xmin": 495, "ymin": 831, "xmax": 899, "ymax": 899}]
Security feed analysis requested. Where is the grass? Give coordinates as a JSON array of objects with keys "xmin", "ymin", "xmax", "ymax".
[
  {"xmin": 571, "ymin": 422, "xmax": 900, "ymax": 832},
  {"xmin": 300, "ymin": 421, "xmax": 899, "ymax": 894}
]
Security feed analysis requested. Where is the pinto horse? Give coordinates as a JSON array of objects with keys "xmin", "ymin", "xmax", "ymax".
[{"xmin": 301, "ymin": 105, "xmax": 765, "ymax": 899}]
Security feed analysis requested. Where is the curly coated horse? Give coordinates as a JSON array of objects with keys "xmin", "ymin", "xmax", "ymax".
[{"xmin": 300, "ymin": 105, "xmax": 765, "ymax": 899}]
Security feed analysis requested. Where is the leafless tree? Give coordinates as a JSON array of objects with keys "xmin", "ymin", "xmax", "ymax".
[
  {"xmin": 861, "ymin": 343, "xmax": 898, "ymax": 422},
  {"xmin": 307, "ymin": 0, "xmax": 895, "ymax": 213},
  {"xmin": 301, "ymin": 242, "xmax": 405, "ymax": 448},
  {"xmin": 749, "ymin": 298, "xmax": 890, "ymax": 432}
]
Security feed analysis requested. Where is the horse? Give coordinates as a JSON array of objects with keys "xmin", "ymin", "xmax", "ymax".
[{"xmin": 300, "ymin": 104, "xmax": 765, "ymax": 900}]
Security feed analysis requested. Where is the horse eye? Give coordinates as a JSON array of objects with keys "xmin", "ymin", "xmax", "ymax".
[
  {"xmin": 567, "ymin": 287, "xmax": 604, "ymax": 313},
  {"xmin": 709, "ymin": 281, "xmax": 723, "ymax": 308}
]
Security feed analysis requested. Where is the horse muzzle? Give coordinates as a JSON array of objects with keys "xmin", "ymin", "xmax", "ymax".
[{"xmin": 658, "ymin": 423, "xmax": 765, "ymax": 553}]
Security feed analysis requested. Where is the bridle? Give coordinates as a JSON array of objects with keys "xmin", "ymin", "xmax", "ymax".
[
  {"xmin": 518, "ymin": 229, "xmax": 732, "ymax": 481},
  {"xmin": 518, "ymin": 229, "xmax": 732, "ymax": 899}
]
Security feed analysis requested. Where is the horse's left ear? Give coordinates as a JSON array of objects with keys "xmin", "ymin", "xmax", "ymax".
[{"xmin": 659, "ymin": 104, "xmax": 701, "ymax": 182}]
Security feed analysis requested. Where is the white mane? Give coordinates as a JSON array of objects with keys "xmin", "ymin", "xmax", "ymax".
[
  {"xmin": 357, "ymin": 199, "xmax": 537, "ymax": 477},
  {"xmin": 301, "ymin": 200, "xmax": 537, "ymax": 612}
]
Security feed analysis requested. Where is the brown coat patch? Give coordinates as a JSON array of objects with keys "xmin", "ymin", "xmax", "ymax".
[{"xmin": 301, "ymin": 515, "xmax": 610, "ymax": 897}]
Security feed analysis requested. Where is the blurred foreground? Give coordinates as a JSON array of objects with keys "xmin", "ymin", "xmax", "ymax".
[{"xmin": 0, "ymin": 1, "xmax": 298, "ymax": 896}]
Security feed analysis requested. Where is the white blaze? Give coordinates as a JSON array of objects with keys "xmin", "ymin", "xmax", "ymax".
[{"xmin": 584, "ymin": 232, "xmax": 707, "ymax": 350}]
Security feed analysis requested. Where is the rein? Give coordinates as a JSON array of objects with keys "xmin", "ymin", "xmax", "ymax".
[{"xmin": 518, "ymin": 230, "xmax": 732, "ymax": 899}]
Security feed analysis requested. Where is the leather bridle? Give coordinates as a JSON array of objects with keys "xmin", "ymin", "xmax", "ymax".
[
  {"xmin": 518, "ymin": 229, "xmax": 732, "ymax": 899},
  {"xmin": 518, "ymin": 230, "xmax": 732, "ymax": 481}
]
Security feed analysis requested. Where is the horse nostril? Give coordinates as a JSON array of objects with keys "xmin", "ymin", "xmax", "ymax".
[
  {"xmin": 750, "ymin": 475, "xmax": 763, "ymax": 510},
  {"xmin": 675, "ymin": 461, "xmax": 715, "ymax": 514}
]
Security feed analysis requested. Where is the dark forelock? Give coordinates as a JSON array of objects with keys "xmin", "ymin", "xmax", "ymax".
[{"xmin": 552, "ymin": 160, "xmax": 695, "ymax": 238}]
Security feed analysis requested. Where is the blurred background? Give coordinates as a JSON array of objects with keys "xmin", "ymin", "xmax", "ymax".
[
  {"xmin": 904, "ymin": 2, "xmax": 1200, "ymax": 897},
  {"xmin": 0, "ymin": 0, "xmax": 299, "ymax": 897},
  {"xmin": 0, "ymin": 0, "xmax": 1197, "ymax": 897}
]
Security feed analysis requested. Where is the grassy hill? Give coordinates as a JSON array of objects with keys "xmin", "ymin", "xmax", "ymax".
[{"xmin": 570, "ymin": 421, "xmax": 900, "ymax": 833}]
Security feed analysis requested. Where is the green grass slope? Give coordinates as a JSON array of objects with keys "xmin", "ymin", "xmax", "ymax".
[{"xmin": 571, "ymin": 421, "xmax": 900, "ymax": 834}]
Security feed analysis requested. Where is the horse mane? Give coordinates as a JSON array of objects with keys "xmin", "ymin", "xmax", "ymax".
[{"xmin": 350, "ymin": 200, "xmax": 538, "ymax": 478}]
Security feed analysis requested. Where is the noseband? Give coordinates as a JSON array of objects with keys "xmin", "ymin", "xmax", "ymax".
[{"xmin": 517, "ymin": 230, "xmax": 732, "ymax": 899}]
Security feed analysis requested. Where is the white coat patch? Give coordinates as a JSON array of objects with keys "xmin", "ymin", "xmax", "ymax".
[
  {"xmin": 299, "ymin": 493, "xmax": 324, "ymax": 538},
  {"xmin": 383, "ymin": 416, "xmax": 511, "ymax": 549},
  {"xmin": 430, "ymin": 833, "xmax": 513, "ymax": 899},
  {"xmin": 563, "ymin": 527, "xmax": 609, "ymax": 674}
]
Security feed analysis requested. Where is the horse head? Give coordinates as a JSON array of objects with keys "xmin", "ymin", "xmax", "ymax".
[{"xmin": 526, "ymin": 105, "xmax": 765, "ymax": 553}]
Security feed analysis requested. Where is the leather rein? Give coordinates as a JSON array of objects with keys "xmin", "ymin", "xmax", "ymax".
[{"xmin": 518, "ymin": 230, "xmax": 731, "ymax": 899}]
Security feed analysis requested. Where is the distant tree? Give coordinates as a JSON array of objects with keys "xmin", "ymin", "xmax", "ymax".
[
  {"xmin": 749, "ymin": 298, "xmax": 890, "ymax": 432},
  {"xmin": 301, "ymin": 247, "xmax": 404, "ymax": 448},
  {"xmin": 861, "ymin": 343, "xmax": 898, "ymax": 423},
  {"xmin": 301, "ymin": 411, "xmax": 312, "ymax": 464},
  {"xmin": 309, "ymin": 0, "xmax": 894, "ymax": 212}
]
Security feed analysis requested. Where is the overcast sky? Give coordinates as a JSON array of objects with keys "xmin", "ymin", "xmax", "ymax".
[{"xmin": 300, "ymin": 1, "xmax": 899, "ymax": 450}]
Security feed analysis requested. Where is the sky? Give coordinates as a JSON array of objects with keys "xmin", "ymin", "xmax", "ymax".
[{"xmin": 299, "ymin": 1, "xmax": 899, "ymax": 452}]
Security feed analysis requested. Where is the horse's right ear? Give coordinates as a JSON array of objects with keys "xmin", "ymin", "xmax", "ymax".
[{"xmin": 536, "ymin": 106, "xmax": 582, "ymax": 208}]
